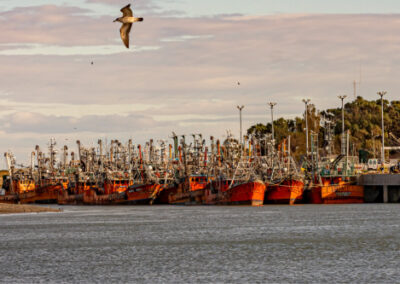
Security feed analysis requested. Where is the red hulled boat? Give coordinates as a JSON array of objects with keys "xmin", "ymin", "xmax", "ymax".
[{"xmin": 265, "ymin": 178, "xmax": 304, "ymax": 205}]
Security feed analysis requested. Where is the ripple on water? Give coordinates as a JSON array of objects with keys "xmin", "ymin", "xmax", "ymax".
[{"xmin": 0, "ymin": 204, "xmax": 399, "ymax": 283}]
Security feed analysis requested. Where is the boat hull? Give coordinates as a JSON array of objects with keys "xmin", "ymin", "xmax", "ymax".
[
  {"xmin": 168, "ymin": 188, "xmax": 203, "ymax": 205},
  {"xmin": 0, "ymin": 194, "xmax": 19, "ymax": 204},
  {"xmin": 124, "ymin": 184, "xmax": 164, "ymax": 205},
  {"xmin": 18, "ymin": 184, "xmax": 61, "ymax": 204},
  {"xmin": 83, "ymin": 189, "xmax": 126, "ymax": 205},
  {"xmin": 214, "ymin": 181, "xmax": 265, "ymax": 206},
  {"xmin": 154, "ymin": 184, "xmax": 178, "ymax": 204},
  {"xmin": 81, "ymin": 184, "xmax": 163, "ymax": 205},
  {"xmin": 265, "ymin": 179, "xmax": 304, "ymax": 205},
  {"xmin": 311, "ymin": 184, "xmax": 364, "ymax": 204},
  {"xmin": 57, "ymin": 191, "xmax": 84, "ymax": 205},
  {"xmin": 198, "ymin": 180, "xmax": 266, "ymax": 206},
  {"xmin": 310, "ymin": 177, "xmax": 364, "ymax": 204},
  {"xmin": 168, "ymin": 177, "xmax": 208, "ymax": 205}
]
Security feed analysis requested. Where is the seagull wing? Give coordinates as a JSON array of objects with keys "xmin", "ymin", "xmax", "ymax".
[
  {"xmin": 120, "ymin": 23, "xmax": 132, "ymax": 48},
  {"xmin": 121, "ymin": 4, "xmax": 133, "ymax": 17}
]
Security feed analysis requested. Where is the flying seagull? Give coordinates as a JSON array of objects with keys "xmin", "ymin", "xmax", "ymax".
[{"xmin": 113, "ymin": 4, "xmax": 143, "ymax": 48}]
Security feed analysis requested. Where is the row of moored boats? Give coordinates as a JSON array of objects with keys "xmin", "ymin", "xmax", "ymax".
[{"xmin": 0, "ymin": 133, "xmax": 364, "ymax": 206}]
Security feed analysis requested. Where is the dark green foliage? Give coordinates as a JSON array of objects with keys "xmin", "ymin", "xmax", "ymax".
[{"xmin": 246, "ymin": 96, "xmax": 400, "ymax": 159}]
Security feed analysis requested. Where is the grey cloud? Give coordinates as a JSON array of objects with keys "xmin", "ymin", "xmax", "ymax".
[
  {"xmin": 1, "ymin": 13, "xmax": 400, "ymax": 150},
  {"xmin": 0, "ymin": 5, "xmax": 115, "ymax": 45},
  {"xmin": 0, "ymin": 112, "xmax": 167, "ymax": 134}
]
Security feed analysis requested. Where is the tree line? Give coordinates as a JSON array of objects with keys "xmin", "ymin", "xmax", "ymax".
[{"xmin": 246, "ymin": 96, "xmax": 400, "ymax": 161}]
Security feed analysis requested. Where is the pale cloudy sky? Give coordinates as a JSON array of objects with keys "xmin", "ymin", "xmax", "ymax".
[{"xmin": 1, "ymin": 0, "xmax": 400, "ymax": 166}]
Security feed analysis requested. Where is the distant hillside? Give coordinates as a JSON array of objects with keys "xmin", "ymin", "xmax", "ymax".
[{"xmin": 247, "ymin": 96, "xmax": 400, "ymax": 160}]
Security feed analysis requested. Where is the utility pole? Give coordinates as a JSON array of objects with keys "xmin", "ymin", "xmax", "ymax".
[
  {"xmin": 377, "ymin": 91, "xmax": 387, "ymax": 164},
  {"xmin": 268, "ymin": 102, "xmax": 277, "ymax": 144},
  {"xmin": 338, "ymin": 95, "xmax": 347, "ymax": 155},
  {"xmin": 237, "ymin": 105, "xmax": 244, "ymax": 145},
  {"xmin": 302, "ymin": 99, "xmax": 311, "ymax": 155}
]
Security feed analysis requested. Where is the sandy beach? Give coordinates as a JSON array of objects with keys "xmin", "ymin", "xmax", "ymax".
[{"xmin": 0, "ymin": 203, "xmax": 61, "ymax": 214}]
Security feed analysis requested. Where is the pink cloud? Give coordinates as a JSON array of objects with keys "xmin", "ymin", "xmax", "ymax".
[
  {"xmin": 85, "ymin": 0, "xmax": 160, "ymax": 11},
  {"xmin": 0, "ymin": 5, "xmax": 116, "ymax": 45},
  {"xmin": 84, "ymin": 0, "xmax": 183, "ymax": 16},
  {"xmin": 1, "ymin": 10, "xmax": 400, "ymax": 156}
]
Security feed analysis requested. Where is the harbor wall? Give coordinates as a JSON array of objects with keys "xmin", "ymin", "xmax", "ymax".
[{"xmin": 358, "ymin": 174, "xmax": 400, "ymax": 203}]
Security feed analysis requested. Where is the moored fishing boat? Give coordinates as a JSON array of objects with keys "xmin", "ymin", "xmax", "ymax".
[
  {"xmin": 0, "ymin": 174, "xmax": 18, "ymax": 204},
  {"xmin": 229, "ymin": 180, "xmax": 266, "ymax": 205},
  {"xmin": 19, "ymin": 175, "xmax": 68, "ymax": 204},
  {"xmin": 265, "ymin": 178, "xmax": 304, "ymax": 205},
  {"xmin": 309, "ymin": 150, "xmax": 364, "ymax": 204},
  {"xmin": 310, "ymin": 176, "xmax": 363, "ymax": 204},
  {"xmin": 125, "ymin": 183, "xmax": 164, "ymax": 204},
  {"xmin": 168, "ymin": 175, "xmax": 208, "ymax": 205},
  {"xmin": 154, "ymin": 182, "xmax": 177, "ymax": 204},
  {"xmin": 57, "ymin": 174, "xmax": 86, "ymax": 205},
  {"xmin": 205, "ymin": 178, "xmax": 266, "ymax": 206},
  {"xmin": 82, "ymin": 176, "xmax": 129, "ymax": 205}
]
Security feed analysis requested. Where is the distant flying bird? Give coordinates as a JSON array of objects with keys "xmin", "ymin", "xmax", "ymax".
[
  {"xmin": 91, "ymin": 61, "xmax": 93, "ymax": 65},
  {"xmin": 113, "ymin": 4, "xmax": 143, "ymax": 48},
  {"xmin": 237, "ymin": 81, "xmax": 240, "ymax": 85}
]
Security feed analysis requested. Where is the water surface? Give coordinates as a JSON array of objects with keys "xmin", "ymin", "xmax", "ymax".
[{"xmin": 1, "ymin": 204, "xmax": 399, "ymax": 283}]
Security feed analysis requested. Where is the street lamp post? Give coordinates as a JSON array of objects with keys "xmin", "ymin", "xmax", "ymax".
[
  {"xmin": 377, "ymin": 91, "xmax": 387, "ymax": 164},
  {"xmin": 237, "ymin": 105, "xmax": 244, "ymax": 145},
  {"xmin": 268, "ymin": 102, "xmax": 277, "ymax": 143},
  {"xmin": 302, "ymin": 99, "xmax": 311, "ymax": 155},
  {"xmin": 372, "ymin": 131, "xmax": 376, "ymax": 159},
  {"xmin": 338, "ymin": 95, "xmax": 347, "ymax": 155}
]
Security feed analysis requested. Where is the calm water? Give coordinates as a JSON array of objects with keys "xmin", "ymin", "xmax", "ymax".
[{"xmin": 0, "ymin": 204, "xmax": 399, "ymax": 283}]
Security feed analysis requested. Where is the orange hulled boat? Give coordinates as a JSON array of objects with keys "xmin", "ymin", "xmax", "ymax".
[
  {"xmin": 19, "ymin": 176, "xmax": 67, "ymax": 204},
  {"xmin": 265, "ymin": 178, "xmax": 304, "ymax": 205},
  {"xmin": 0, "ymin": 173, "xmax": 27, "ymax": 204},
  {"xmin": 125, "ymin": 183, "xmax": 164, "ymax": 204},
  {"xmin": 82, "ymin": 177, "xmax": 129, "ymax": 205},
  {"xmin": 57, "ymin": 175, "xmax": 88, "ymax": 205},
  {"xmin": 168, "ymin": 175, "xmax": 209, "ymax": 205},
  {"xmin": 204, "ymin": 178, "xmax": 266, "ymax": 206},
  {"xmin": 81, "ymin": 176, "xmax": 165, "ymax": 205},
  {"xmin": 310, "ymin": 176, "xmax": 364, "ymax": 204}
]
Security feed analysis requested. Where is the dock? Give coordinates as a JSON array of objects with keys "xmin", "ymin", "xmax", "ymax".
[{"xmin": 358, "ymin": 174, "xmax": 400, "ymax": 203}]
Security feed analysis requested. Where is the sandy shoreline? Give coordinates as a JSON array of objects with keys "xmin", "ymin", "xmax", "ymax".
[{"xmin": 0, "ymin": 203, "xmax": 61, "ymax": 214}]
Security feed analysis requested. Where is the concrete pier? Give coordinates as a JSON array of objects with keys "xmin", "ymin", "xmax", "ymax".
[
  {"xmin": 358, "ymin": 174, "xmax": 400, "ymax": 203},
  {"xmin": 383, "ymin": 185, "xmax": 388, "ymax": 203}
]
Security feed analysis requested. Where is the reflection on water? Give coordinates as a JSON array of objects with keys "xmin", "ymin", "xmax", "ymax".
[{"xmin": 1, "ymin": 204, "xmax": 399, "ymax": 283}]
